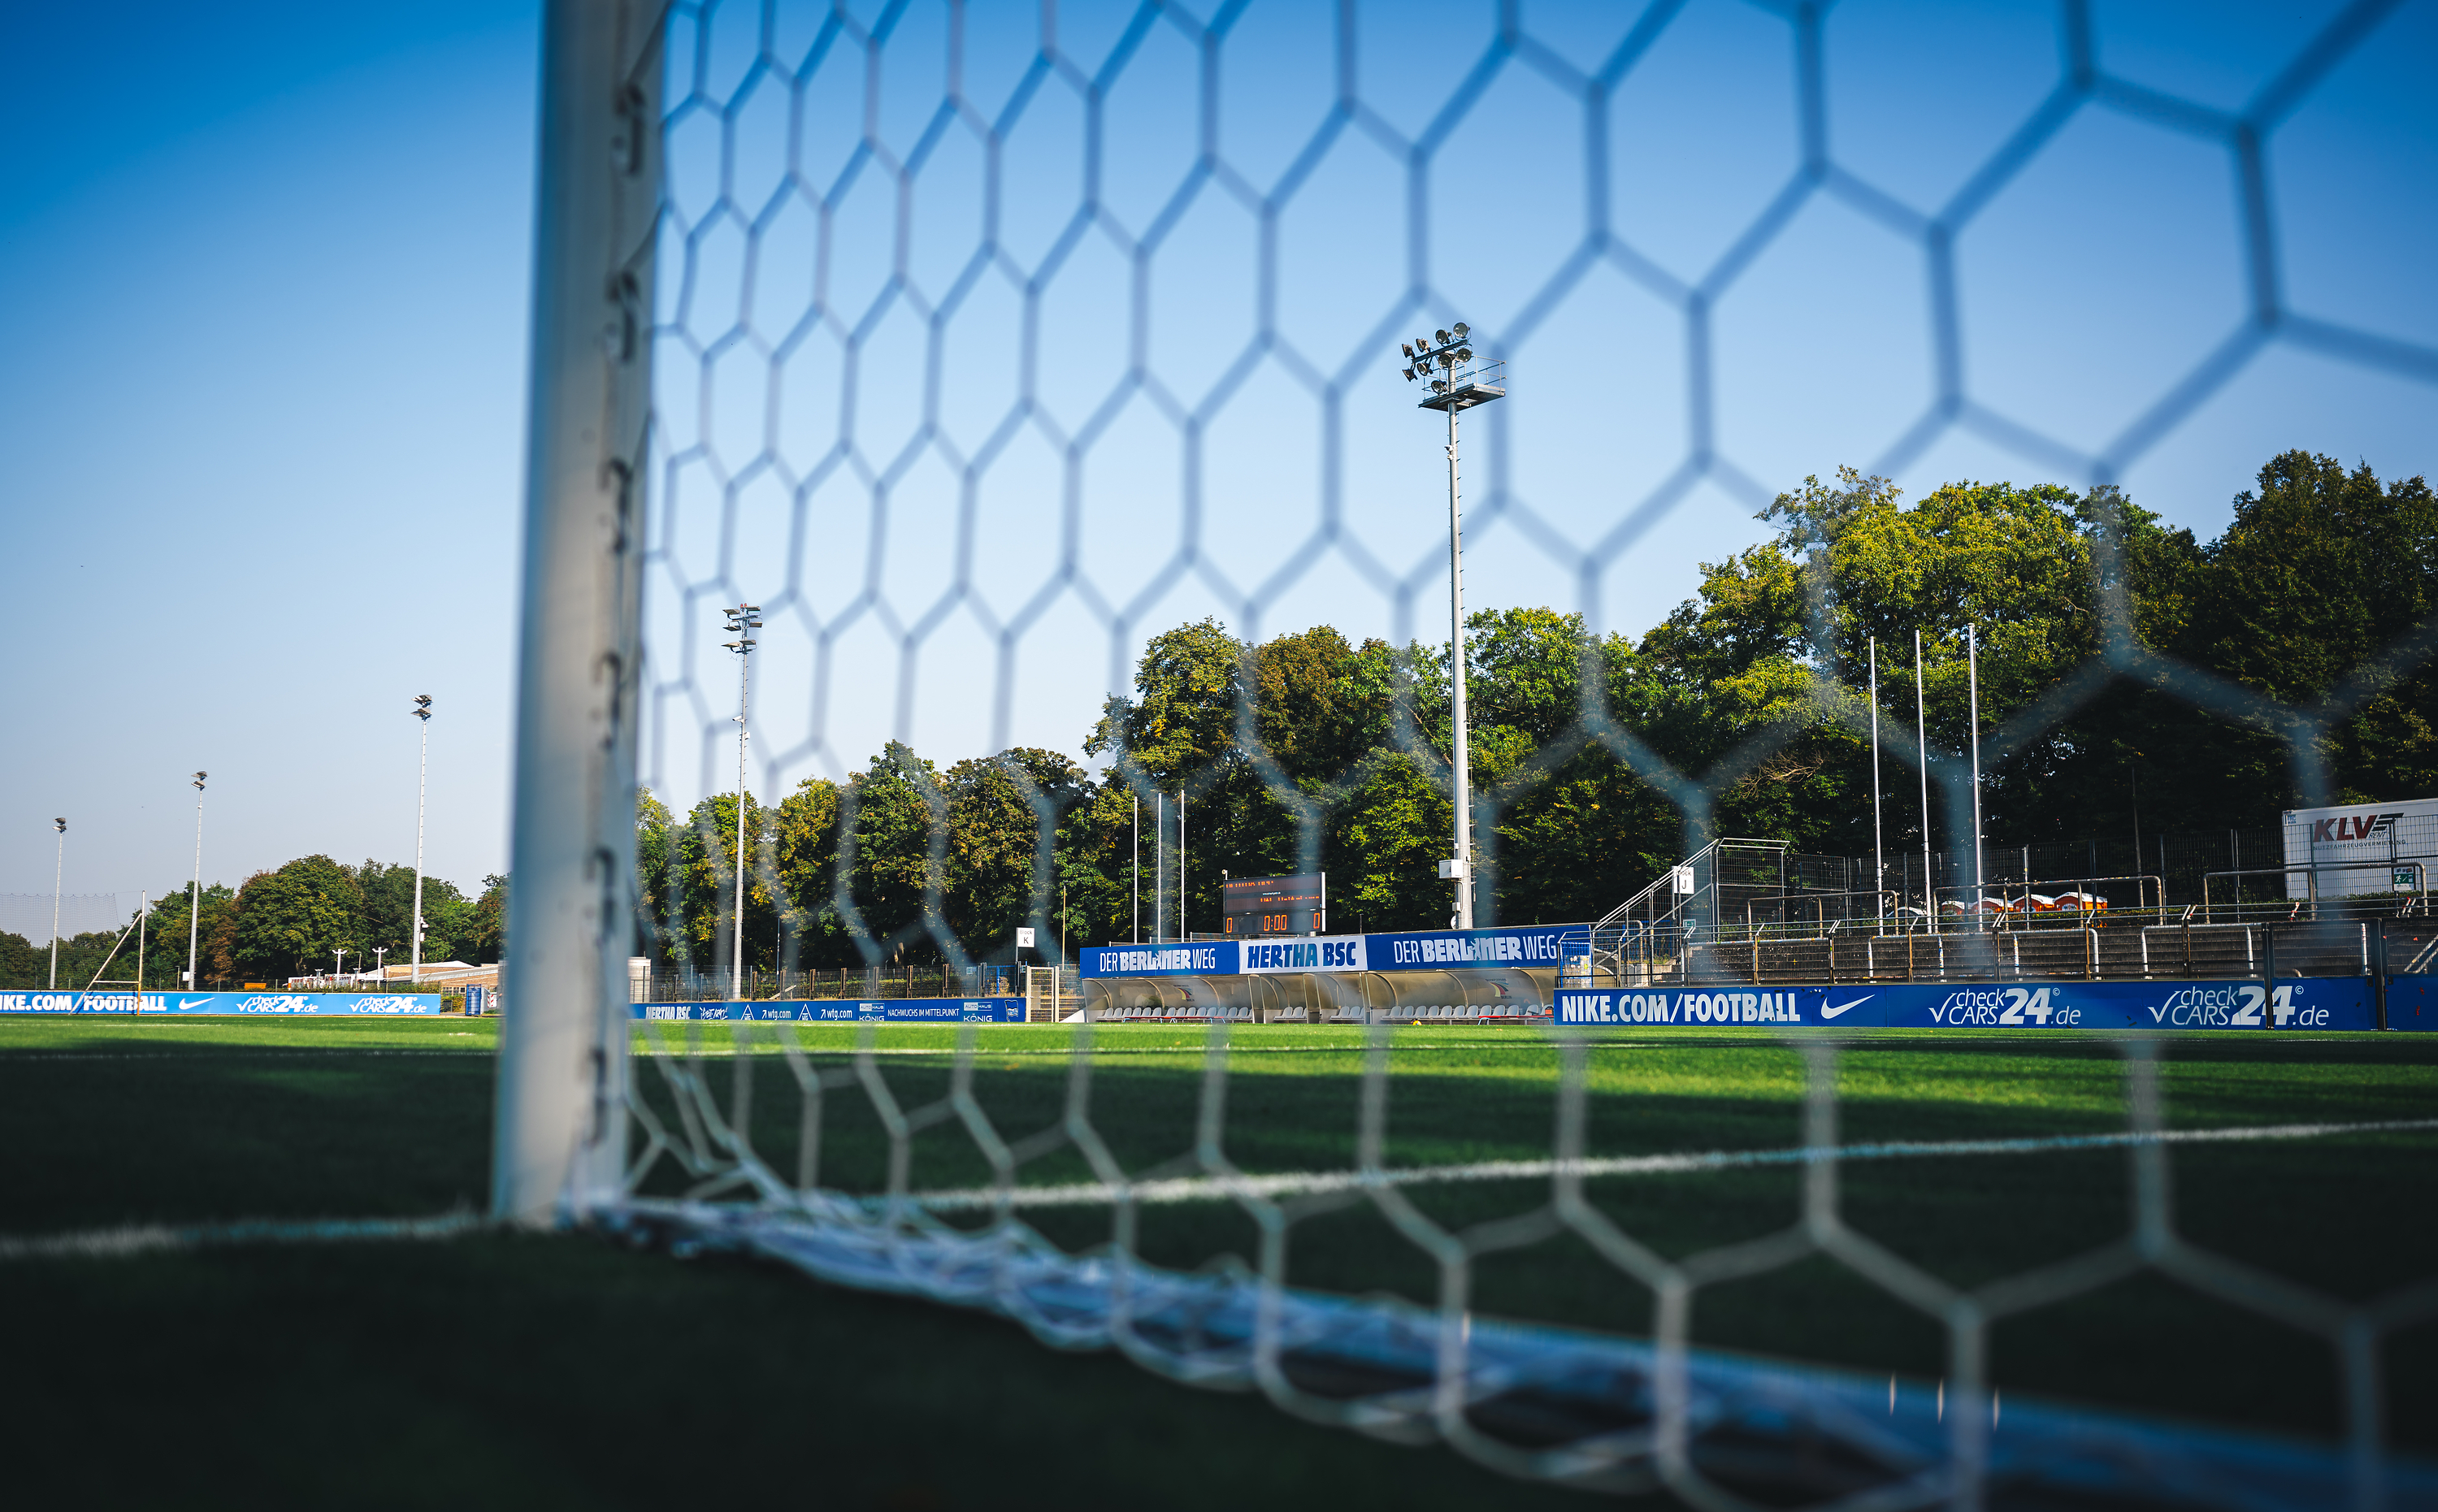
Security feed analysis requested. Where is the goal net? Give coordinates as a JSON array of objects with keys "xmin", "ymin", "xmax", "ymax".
[{"xmin": 495, "ymin": 3, "xmax": 2438, "ymax": 1506}]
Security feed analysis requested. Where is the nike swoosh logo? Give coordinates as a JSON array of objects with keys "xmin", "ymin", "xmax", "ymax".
[
  {"xmin": 1821, "ymin": 996, "xmax": 1873, "ymax": 1020},
  {"xmin": 177, "ymin": 998, "xmax": 210, "ymax": 1011}
]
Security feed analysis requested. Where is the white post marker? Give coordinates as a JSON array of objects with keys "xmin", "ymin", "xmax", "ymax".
[{"xmin": 493, "ymin": 0, "xmax": 660, "ymax": 1227}]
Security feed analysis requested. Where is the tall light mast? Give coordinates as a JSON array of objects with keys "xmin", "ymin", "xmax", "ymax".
[
  {"xmin": 722, "ymin": 603, "xmax": 761, "ymax": 1000},
  {"xmin": 1401, "ymin": 323, "xmax": 1504, "ymax": 929},
  {"xmin": 48, "ymin": 818, "xmax": 66, "ymax": 990},
  {"xmin": 411, "ymin": 696, "xmax": 433, "ymax": 984},
  {"xmin": 187, "ymin": 773, "xmax": 207, "ymax": 989}
]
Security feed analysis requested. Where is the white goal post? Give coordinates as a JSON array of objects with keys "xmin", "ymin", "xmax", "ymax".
[{"xmin": 491, "ymin": 0, "xmax": 662, "ymax": 1226}]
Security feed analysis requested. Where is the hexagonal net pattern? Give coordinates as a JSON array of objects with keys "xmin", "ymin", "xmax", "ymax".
[{"xmin": 580, "ymin": 2, "xmax": 2438, "ymax": 1506}]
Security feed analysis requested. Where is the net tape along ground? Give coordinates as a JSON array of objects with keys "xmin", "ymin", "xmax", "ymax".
[
  {"xmin": 622, "ymin": 2, "xmax": 2438, "ymax": 1507},
  {"xmin": 616, "ymin": 1022, "xmax": 2438, "ymax": 1510}
]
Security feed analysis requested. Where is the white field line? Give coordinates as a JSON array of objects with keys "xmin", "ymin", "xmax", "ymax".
[
  {"xmin": 904, "ymin": 1116, "xmax": 2438, "ymax": 1211},
  {"xmin": 0, "ymin": 1048, "xmax": 492, "ymax": 1062},
  {"xmin": 0, "ymin": 1211, "xmax": 482, "ymax": 1262}
]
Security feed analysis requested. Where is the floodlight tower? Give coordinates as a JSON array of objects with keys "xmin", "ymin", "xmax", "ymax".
[
  {"xmin": 722, "ymin": 603, "xmax": 762, "ymax": 1001},
  {"xmin": 186, "ymin": 773, "xmax": 206, "ymax": 989},
  {"xmin": 48, "ymin": 817, "xmax": 65, "ymax": 990},
  {"xmin": 410, "ymin": 696, "xmax": 432, "ymax": 985},
  {"xmin": 1400, "ymin": 323, "xmax": 1504, "ymax": 929}
]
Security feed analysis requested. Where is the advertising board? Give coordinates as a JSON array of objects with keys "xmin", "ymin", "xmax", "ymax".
[
  {"xmin": 634, "ymin": 998, "xmax": 1026, "ymax": 1023},
  {"xmin": 1551, "ymin": 978, "xmax": 2375, "ymax": 1031},
  {"xmin": 2384, "ymin": 974, "xmax": 2438, "ymax": 1029},
  {"xmin": 1078, "ymin": 942, "xmax": 1237, "ymax": 979},
  {"xmin": 1080, "ymin": 926, "xmax": 1570, "ymax": 979},
  {"xmin": 1239, "ymin": 935, "xmax": 1368, "ymax": 973},
  {"xmin": 2281, "ymin": 798, "xmax": 2438, "ymax": 899},
  {"xmin": 0, "ymin": 991, "xmax": 443, "ymax": 1015},
  {"xmin": 1368, "ymin": 926, "xmax": 1573, "ymax": 971}
]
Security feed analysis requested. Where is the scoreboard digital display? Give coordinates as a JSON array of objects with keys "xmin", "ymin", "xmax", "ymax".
[{"xmin": 1221, "ymin": 873, "xmax": 1325, "ymax": 937}]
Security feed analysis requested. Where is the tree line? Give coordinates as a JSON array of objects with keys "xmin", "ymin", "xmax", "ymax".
[
  {"xmin": 0, "ymin": 859, "xmax": 505, "ymax": 991},
  {"xmin": 20, "ymin": 447, "xmax": 2408, "ymax": 988},
  {"xmin": 638, "ymin": 450, "xmax": 2436, "ymax": 973}
]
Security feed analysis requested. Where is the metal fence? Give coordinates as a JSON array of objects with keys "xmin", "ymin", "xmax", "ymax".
[
  {"xmin": 1566, "ymin": 913, "xmax": 2435, "ymax": 993},
  {"xmin": 636, "ymin": 963, "xmax": 1078, "ymax": 1004}
]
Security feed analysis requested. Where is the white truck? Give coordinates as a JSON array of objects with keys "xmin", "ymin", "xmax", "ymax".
[{"xmin": 2280, "ymin": 796, "xmax": 2438, "ymax": 899}]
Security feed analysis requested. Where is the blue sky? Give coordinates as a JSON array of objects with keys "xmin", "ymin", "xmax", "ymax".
[{"xmin": 4, "ymin": 1, "xmax": 2434, "ymax": 913}]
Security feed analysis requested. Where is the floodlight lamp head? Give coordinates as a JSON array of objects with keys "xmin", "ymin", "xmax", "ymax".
[
  {"xmin": 1455, "ymin": 346, "xmax": 1473, "ymax": 362},
  {"xmin": 1452, "ymin": 322, "xmax": 1468, "ymax": 340},
  {"xmin": 1435, "ymin": 328, "xmax": 1451, "ymax": 345},
  {"xmin": 54, "ymin": 818, "xmax": 66, "ymax": 831},
  {"xmin": 1400, "ymin": 341, "xmax": 1414, "ymax": 357},
  {"xmin": 1432, "ymin": 379, "xmax": 1449, "ymax": 393},
  {"xmin": 415, "ymin": 695, "xmax": 432, "ymax": 707}
]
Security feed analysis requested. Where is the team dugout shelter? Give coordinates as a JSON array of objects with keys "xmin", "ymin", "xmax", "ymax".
[{"xmin": 1082, "ymin": 925, "xmax": 1564, "ymax": 1022}]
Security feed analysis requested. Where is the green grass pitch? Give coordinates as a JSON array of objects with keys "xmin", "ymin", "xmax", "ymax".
[{"xmin": 4, "ymin": 1016, "xmax": 2435, "ymax": 1506}]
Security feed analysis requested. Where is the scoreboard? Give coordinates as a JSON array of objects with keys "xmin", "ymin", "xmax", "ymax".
[{"xmin": 1222, "ymin": 873, "xmax": 1325, "ymax": 937}]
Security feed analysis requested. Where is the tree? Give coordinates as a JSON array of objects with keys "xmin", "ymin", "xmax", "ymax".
[
  {"xmin": 136, "ymin": 882, "xmax": 236, "ymax": 987},
  {"xmin": 841, "ymin": 743, "xmax": 945, "ymax": 961},
  {"xmin": 461, "ymin": 875, "xmax": 508, "ymax": 965},
  {"xmin": 773, "ymin": 776, "xmax": 848, "ymax": 966},
  {"xmin": 2171, "ymin": 452, "xmax": 2438, "ymax": 805},
  {"xmin": 1087, "ymin": 617, "xmax": 1244, "ymax": 787},
  {"xmin": 676, "ymin": 793, "xmax": 780, "ymax": 973},
  {"xmin": 0, "ymin": 931, "xmax": 38, "ymax": 990},
  {"xmin": 636, "ymin": 787, "xmax": 682, "ymax": 964},
  {"xmin": 944, "ymin": 747, "xmax": 1091, "ymax": 954},
  {"xmin": 228, "ymin": 856, "xmax": 362, "ymax": 978},
  {"xmin": 353, "ymin": 860, "xmax": 466, "ymax": 965}
]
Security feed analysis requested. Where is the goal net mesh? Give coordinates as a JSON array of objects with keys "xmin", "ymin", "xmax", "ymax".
[{"xmin": 597, "ymin": 2, "xmax": 2438, "ymax": 1505}]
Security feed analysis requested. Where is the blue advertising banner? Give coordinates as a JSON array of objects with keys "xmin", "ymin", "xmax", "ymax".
[
  {"xmin": 1079, "ymin": 942, "xmax": 1237, "ymax": 979},
  {"xmin": 1239, "ymin": 935, "xmax": 1367, "ymax": 974},
  {"xmin": 2387, "ymin": 974, "xmax": 2438, "ymax": 1030},
  {"xmin": 1552, "ymin": 978, "xmax": 2376, "ymax": 1032},
  {"xmin": 0, "ymin": 991, "xmax": 443, "ymax": 1016},
  {"xmin": 1366, "ymin": 925, "xmax": 1573, "ymax": 972},
  {"xmin": 634, "ymin": 997, "xmax": 1027, "ymax": 1024},
  {"xmin": 1080, "ymin": 926, "xmax": 1573, "ymax": 978}
]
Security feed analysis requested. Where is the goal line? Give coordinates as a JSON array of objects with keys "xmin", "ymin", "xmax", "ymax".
[{"xmin": 902, "ymin": 1116, "xmax": 2438, "ymax": 1212}]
